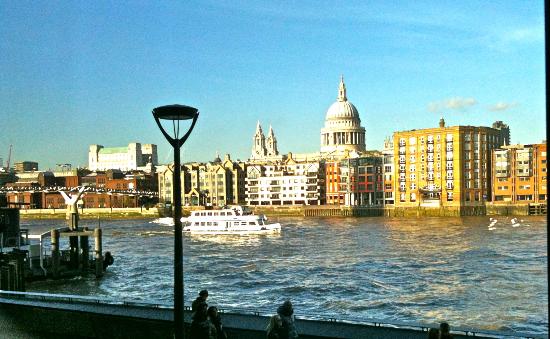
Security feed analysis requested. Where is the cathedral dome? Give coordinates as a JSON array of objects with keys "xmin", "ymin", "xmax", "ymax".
[
  {"xmin": 320, "ymin": 76, "xmax": 366, "ymax": 155},
  {"xmin": 325, "ymin": 100, "xmax": 360, "ymax": 120}
]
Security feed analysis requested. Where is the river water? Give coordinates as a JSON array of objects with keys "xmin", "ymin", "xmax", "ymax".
[{"xmin": 22, "ymin": 216, "xmax": 548, "ymax": 336}]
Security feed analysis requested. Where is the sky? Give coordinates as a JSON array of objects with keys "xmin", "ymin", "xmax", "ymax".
[{"xmin": 0, "ymin": 1, "xmax": 546, "ymax": 170}]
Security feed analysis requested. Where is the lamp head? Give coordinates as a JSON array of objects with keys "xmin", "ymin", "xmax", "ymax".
[{"xmin": 152, "ymin": 104, "xmax": 198, "ymax": 121}]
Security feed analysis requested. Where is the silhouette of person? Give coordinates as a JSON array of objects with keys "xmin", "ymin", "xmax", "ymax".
[
  {"xmin": 190, "ymin": 301, "xmax": 216, "ymax": 339},
  {"xmin": 207, "ymin": 306, "xmax": 227, "ymax": 339},
  {"xmin": 266, "ymin": 314, "xmax": 283, "ymax": 339},
  {"xmin": 277, "ymin": 300, "xmax": 298, "ymax": 339},
  {"xmin": 440, "ymin": 322, "xmax": 453, "ymax": 339},
  {"xmin": 192, "ymin": 289, "xmax": 209, "ymax": 313}
]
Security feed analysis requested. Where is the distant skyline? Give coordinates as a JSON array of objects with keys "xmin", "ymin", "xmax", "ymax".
[{"xmin": 1, "ymin": 1, "xmax": 545, "ymax": 170}]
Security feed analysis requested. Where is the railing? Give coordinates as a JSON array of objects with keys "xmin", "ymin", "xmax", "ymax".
[{"xmin": 0, "ymin": 291, "xmax": 539, "ymax": 338}]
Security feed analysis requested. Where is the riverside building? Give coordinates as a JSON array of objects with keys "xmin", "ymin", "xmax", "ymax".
[
  {"xmin": 88, "ymin": 143, "xmax": 158, "ymax": 171},
  {"xmin": 326, "ymin": 154, "xmax": 384, "ymax": 206},
  {"xmin": 491, "ymin": 142, "xmax": 547, "ymax": 204},
  {"xmin": 245, "ymin": 153, "xmax": 325, "ymax": 206},
  {"xmin": 157, "ymin": 154, "xmax": 246, "ymax": 207},
  {"xmin": 393, "ymin": 119, "xmax": 510, "ymax": 208},
  {"xmin": 382, "ymin": 138, "xmax": 395, "ymax": 205}
]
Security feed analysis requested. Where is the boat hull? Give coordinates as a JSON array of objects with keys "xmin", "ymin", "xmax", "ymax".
[{"xmin": 183, "ymin": 223, "xmax": 281, "ymax": 235}]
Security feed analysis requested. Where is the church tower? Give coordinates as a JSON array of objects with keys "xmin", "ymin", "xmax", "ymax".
[
  {"xmin": 251, "ymin": 121, "xmax": 266, "ymax": 159},
  {"xmin": 266, "ymin": 125, "xmax": 279, "ymax": 156}
]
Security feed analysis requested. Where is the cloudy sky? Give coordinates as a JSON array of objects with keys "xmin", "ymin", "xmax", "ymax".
[{"xmin": 1, "ymin": 1, "xmax": 545, "ymax": 169}]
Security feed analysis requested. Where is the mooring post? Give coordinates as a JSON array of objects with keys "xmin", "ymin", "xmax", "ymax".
[
  {"xmin": 80, "ymin": 234, "xmax": 89, "ymax": 273},
  {"xmin": 94, "ymin": 228, "xmax": 103, "ymax": 278},
  {"xmin": 69, "ymin": 213, "xmax": 79, "ymax": 270},
  {"xmin": 51, "ymin": 229, "xmax": 60, "ymax": 279}
]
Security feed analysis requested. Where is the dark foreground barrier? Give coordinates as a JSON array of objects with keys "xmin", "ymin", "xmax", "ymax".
[{"xmin": 0, "ymin": 292, "xmax": 542, "ymax": 339}]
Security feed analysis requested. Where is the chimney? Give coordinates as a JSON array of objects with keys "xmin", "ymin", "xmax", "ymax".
[{"xmin": 439, "ymin": 117, "xmax": 445, "ymax": 128}]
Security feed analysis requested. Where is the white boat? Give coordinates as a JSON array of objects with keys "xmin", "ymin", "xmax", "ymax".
[{"xmin": 182, "ymin": 206, "xmax": 281, "ymax": 234}]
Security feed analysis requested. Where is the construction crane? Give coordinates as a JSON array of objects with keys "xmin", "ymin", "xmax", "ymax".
[{"xmin": 6, "ymin": 144, "xmax": 12, "ymax": 171}]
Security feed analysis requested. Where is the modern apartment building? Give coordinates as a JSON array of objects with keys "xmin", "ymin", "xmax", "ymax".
[
  {"xmin": 245, "ymin": 154, "xmax": 325, "ymax": 206},
  {"xmin": 338, "ymin": 155, "xmax": 384, "ymax": 206},
  {"xmin": 492, "ymin": 142, "xmax": 547, "ymax": 203},
  {"xmin": 89, "ymin": 143, "xmax": 158, "ymax": 171},
  {"xmin": 326, "ymin": 155, "xmax": 384, "ymax": 206},
  {"xmin": 393, "ymin": 119, "xmax": 510, "ymax": 207}
]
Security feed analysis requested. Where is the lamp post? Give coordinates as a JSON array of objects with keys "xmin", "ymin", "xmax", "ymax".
[{"xmin": 152, "ymin": 104, "xmax": 199, "ymax": 339}]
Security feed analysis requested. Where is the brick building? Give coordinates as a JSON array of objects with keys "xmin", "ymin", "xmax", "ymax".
[{"xmin": 492, "ymin": 142, "xmax": 547, "ymax": 204}]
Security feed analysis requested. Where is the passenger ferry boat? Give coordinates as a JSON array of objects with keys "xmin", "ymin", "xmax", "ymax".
[{"xmin": 182, "ymin": 206, "xmax": 281, "ymax": 234}]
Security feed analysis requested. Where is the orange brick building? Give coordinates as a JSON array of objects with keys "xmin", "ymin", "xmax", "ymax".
[{"xmin": 492, "ymin": 142, "xmax": 547, "ymax": 204}]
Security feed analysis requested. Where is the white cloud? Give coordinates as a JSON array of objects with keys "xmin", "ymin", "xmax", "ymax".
[
  {"xmin": 428, "ymin": 97, "xmax": 477, "ymax": 113},
  {"xmin": 489, "ymin": 102, "xmax": 517, "ymax": 112}
]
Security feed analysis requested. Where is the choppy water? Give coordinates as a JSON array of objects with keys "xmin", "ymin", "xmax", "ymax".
[{"xmin": 22, "ymin": 216, "xmax": 548, "ymax": 336}]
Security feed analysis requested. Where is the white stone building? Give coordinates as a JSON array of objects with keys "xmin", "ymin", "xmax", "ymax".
[{"xmin": 89, "ymin": 143, "xmax": 158, "ymax": 171}]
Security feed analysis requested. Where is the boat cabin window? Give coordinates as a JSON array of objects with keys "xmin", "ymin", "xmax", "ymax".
[
  {"xmin": 240, "ymin": 222, "xmax": 247, "ymax": 226},
  {"xmin": 249, "ymin": 222, "xmax": 255, "ymax": 225},
  {"xmin": 200, "ymin": 222, "xmax": 205, "ymax": 226},
  {"xmin": 207, "ymin": 212, "xmax": 212, "ymax": 216},
  {"xmin": 200, "ymin": 212, "xmax": 206, "ymax": 216},
  {"xmin": 220, "ymin": 212, "xmax": 226, "ymax": 216},
  {"xmin": 207, "ymin": 222, "xmax": 212, "ymax": 226}
]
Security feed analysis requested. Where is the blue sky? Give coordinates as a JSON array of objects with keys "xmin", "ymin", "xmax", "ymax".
[{"xmin": 0, "ymin": 1, "xmax": 545, "ymax": 170}]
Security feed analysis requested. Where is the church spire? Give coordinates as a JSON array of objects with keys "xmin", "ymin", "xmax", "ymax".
[
  {"xmin": 338, "ymin": 75, "xmax": 347, "ymax": 102},
  {"xmin": 255, "ymin": 120, "xmax": 263, "ymax": 135},
  {"xmin": 266, "ymin": 125, "xmax": 279, "ymax": 156}
]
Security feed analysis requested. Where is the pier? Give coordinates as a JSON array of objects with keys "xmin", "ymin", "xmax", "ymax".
[{"xmin": 0, "ymin": 203, "xmax": 111, "ymax": 291}]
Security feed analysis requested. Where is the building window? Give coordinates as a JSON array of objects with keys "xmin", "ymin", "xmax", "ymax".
[{"xmin": 410, "ymin": 193, "xmax": 416, "ymax": 202}]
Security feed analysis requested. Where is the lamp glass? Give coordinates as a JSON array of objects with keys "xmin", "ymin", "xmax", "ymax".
[{"xmin": 152, "ymin": 104, "xmax": 198, "ymax": 121}]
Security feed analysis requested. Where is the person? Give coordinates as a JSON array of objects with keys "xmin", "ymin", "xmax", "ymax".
[
  {"xmin": 190, "ymin": 301, "xmax": 217, "ymax": 339},
  {"xmin": 439, "ymin": 322, "xmax": 453, "ymax": 339},
  {"xmin": 207, "ymin": 306, "xmax": 227, "ymax": 339},
  {"xmin": 427, "ymin": 328, "xmax": 439, "ymax": 339},
  {"xmin": 103, "ymin": 251, "xmax": 114, "ymax": 270},
  {"xmin": 266, "ymin": 314, "xmax": 283, "ymax": 339},
  {"xmin": 192, "ymin": 289, "xmax": 209, "ymax": 313},
  {"xmin": 277, "ymin": 300, "xmax": 298, "ymax": 339}
]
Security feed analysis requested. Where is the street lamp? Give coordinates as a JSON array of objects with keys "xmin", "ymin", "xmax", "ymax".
[{"xmin": 152, "ymin": 104, "xmax": 199, "ymax": 339}]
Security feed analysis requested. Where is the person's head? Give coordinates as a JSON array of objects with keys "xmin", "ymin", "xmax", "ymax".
[
  {"xmin": 440, "ymin": 322, "xmax": 450, "ymax": 334},
  {"xmin": 199, "ymin": 289, "xmax": 209, "ymax": 300},
  {"xmin": 427, "ymin": 328, "xmax": 439, "ymax": 339},
  {"xmin": 207, "ymin": 306, "xmax": 218, "ymax": 319},
  {"xmin": 282, "ymin": 299, "xmax": 293, "ymax": 311}
]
